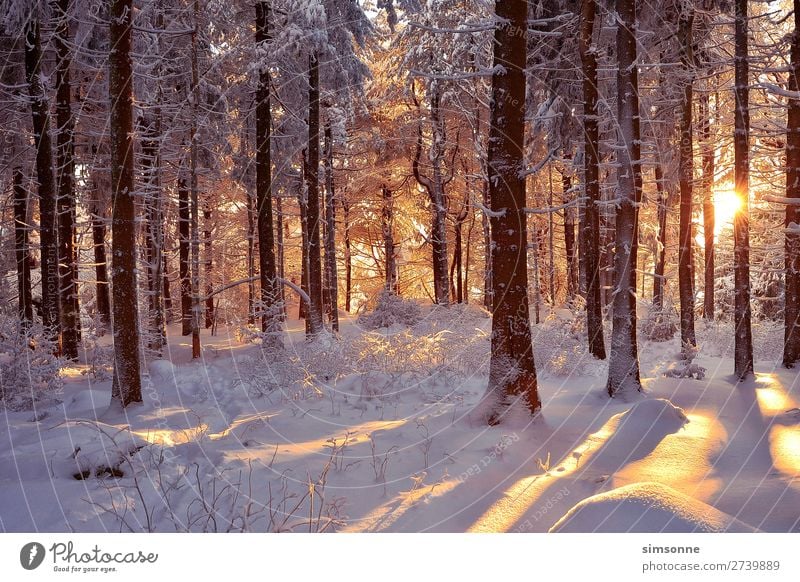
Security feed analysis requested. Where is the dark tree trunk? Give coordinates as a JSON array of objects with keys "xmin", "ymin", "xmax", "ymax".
[
  {"xmin": 299, "ymin": 171, "xmax": 309, "ymax": 322},
  {"xmin": 606, "ymin": 0, "xmax": 642, "ymax": 396},
  {"xmin": 733, "ymin": 0, "xmax": 754, "ymax": 379},
  {"xmin": 91, "ymin": 204, "xmax": 111, "ymax": 329},
  {"xmin": 190, "ymin": 0, "xmax": 201, "ymax": 358},
  {"xmin": 255, "ymin": 2, "xmax": 282, "ymax": 345},
  {"xmin": 532, "ymin": 227, "xmax": 542, "ymax": 325},
  {"xmin": 141, "ymin": 117, "xmax": 165, "ymax": 353},
  {"xmin": 452, "ymin": 222, "xmax": 463, "ymax": 303},
  {"xmin": 163, "ymin": 254, "xmax": 172, "ymax": 322},
  {"xmin": 204, "ymin": 206, "xmax": 214, "ymax": 329},
  {"xmin": 579, "ymin": 0, "xmax": 606, "ymax": 359},
  {"xmin": 53, "ymin": 0, "xmax": 79, "ymax": 359},
  {"xmin": 247, "ymin": 187, "xmax": 256, "ymax": 325},
  {"xmin": 342, "ymin": 195, "xmax": 352, "ymax": 311},
  {"xmin": 653, "ymin": 164, "xmax": 668, "ymax": 310},
  {"xmin": 451, "ymin": 194, "xmax": 468, "ymax": 304},
  {"xmin": 485, "ymin": 0, "xmax": 540, "ymax": 423},
  {"xmin": 678, "ymin": 7, "xmax": 697, "ymax": 348},
  {"xmin": 562, "ymin": 171, "xmax": 577, "ymax": 301},
  {"xmin": 305, "ymin": 52, "xmax": 324, "ymax": 335},
  {"xmin": 178, "ymin": 177, "xmax": 192, "ymax": 336},
  {"xmin": 483, "ymin": 178, "xmax": 492, "ymax": 310},
  {"xmin": 109, "ymin": 0, "xmax": 142, "ymax": 406},
  {"xmin": 382, "ymin": 184, "xmax": 397, "ymax": 293},
  {"xmin": 784, "ymin": 0, "xmax": 800, "ymax": 367},
  {"xmin": 412, "ymin": 84, "xmax": 450, "ymax": 306},
  {"xmin": 276, "ymin": 194, "xmax": 286, "ymax": 319},
  {"xmin": 323, "ymin": 122, "xmax": 339, "ymax": 331},
  {"xmin": 14, "ymin": 169, "xmax": 33, "ymax": 325},
  {"xmin": 700, "ymin": 90, "xmax": 716, "ymax": 320},
  {"xmin": 24, "ymin": 15, "xmax": 60, "ymax": 344}
]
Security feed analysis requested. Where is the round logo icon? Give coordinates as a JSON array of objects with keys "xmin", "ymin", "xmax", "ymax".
[{"xmin": 20, "ymin": 542, "xmax": 46, "ymax": 570}]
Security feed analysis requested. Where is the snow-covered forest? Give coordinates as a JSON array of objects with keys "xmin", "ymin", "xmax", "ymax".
[{"xmin": 0, "ymin": 0, "xmax": 799, "ymax": 534}]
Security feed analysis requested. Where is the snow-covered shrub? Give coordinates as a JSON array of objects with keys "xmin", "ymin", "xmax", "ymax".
[
  {"xmin": 357, "ymin": 291, "xmax": 421, "ymax": 329},
  {"xmin": 642, "ymin": 303, "xmax": 678, "ymax": 342},
  {"xmin": 0, "ymin": 316, "xmax": 62, "ymax": 410},
  {"xmin": 82, "ymin": 336, "xmax": 113, "ymax": 382},
  {"xmin": 532, "ymin": 308, "xmax": 598, "ymax": 376},
  {"xmin": 232, "ymin": 350, "xmax": 306, "ymax": 400}
]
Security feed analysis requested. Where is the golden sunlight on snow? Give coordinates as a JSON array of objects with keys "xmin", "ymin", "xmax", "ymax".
[
  {"xmin": 754, "ymin": 373, "xmax": 800, "ymax": 477},
  {"xmin": 612, "ymin": 412, "xmax": 726, "ymax": 503},
  {"xmin": 131, "ymin": 426, "xmax": 209, "ymax": 446},
  {"xmin": 770, "ymin": 426, "xmax": 800, "ymax": 476}
]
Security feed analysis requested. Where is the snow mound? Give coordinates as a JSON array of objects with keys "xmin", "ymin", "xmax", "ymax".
[
  {"xmin": 585, "ymin": 398, "xmax": 688, "ymax": 472},
  {"xmin": 550, "ymin": 482, "xmax": 758, "ymax": 533},
  {"xmin": 49, "ymin": 422, "xmax": 148, "ymax": 480}
]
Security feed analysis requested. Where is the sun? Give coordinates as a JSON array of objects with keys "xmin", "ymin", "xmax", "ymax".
[{"xmin": 712, "ymin": 183, "xmax": 742, "ymax": 236}]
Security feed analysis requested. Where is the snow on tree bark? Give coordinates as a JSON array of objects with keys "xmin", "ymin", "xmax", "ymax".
[
  {"xmin": 733, "ymin": 0, "xmax": 754, "ymax": 379},
  {"xmin": 678, "ymin": 5, "xmax": 696, "ymax": 348},
  {"xmin": 109, "ymin": 0, "xmax": 143, "ymax": 407},
  {"xmin": 53, "ymin": 0, "xmax": 80, "ymax": 359},
  {"xmin": 255, "ymin": 1, "xmax": 282, "ymax": 345},
  {"xmin": 323, "ymin": 122, "xmax": 339, "ymax": 332},
  {"xmin": 24, "ymin": 14, "xmax": 61, "ymax": 348},
  {"xmin": 485, "ymin": 0, "xmax": 540, "ymax": 422},
  {"xmin": 784, "ymin": 0, "xmax": 800, "ymax": 368},
  {"xmin": 579, "ymin": 0, "xmax": 606, "ymax": 360},
  {"xmin": 14, "ymin": 169, "xmax": 33, "ymax": 326},
  {"xmin": 606, "ymin": 0, "xmax": 642, "ymax": 396},
  {"xmin": 305, "ymin": 51, "xmax": 325, "ymax": 336},
  {"xmin": 700, "ymin": 89, "xmax": 716, "ymax": 320},
  {"xmin": 178, "ymin": 177, "xmax": 192, "ymax": 336}
]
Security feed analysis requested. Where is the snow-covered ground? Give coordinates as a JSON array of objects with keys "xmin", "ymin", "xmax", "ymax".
[{"xmin": 1, "ymin": 303, "xmax": 799, "ymax": 532}]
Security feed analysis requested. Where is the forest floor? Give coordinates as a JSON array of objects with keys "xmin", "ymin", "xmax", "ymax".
[{"xmin": 1, "ymin": 302, "xmax": 799, "ymax": 532}]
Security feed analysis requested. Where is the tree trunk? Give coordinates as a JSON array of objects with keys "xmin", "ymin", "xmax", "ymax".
[
  {"xmin": 109, "ymin": 0, "xmax": 142, "ymax": 406},
  {"xmin": 678, "ymin": 7, "xmax": 697, "ymax": 348},
  {"xmin": 412, "ymin": 84, "xmax": 450, "ymax": 306},
  {"xmin": 701, "ymin": 90, "xmax": 716, "ymax": 320},
  {"xmin": 784, "ymin": 0, "xmax": 800, "ymax": 367},
  {"xmin": 733, "ymin": 0, "xmax": 754, "ymax": 379},
  {"xmin": 532, "ymin": 227, "xmax": 541, "ymax": 325},
  {"xmin": 653, "ymin": 164, "xmax": 668, "ymax": 310},
  {"xmin": 382, "ymin": 184, "xmax": 397, "ymax": 293},
  {"xmin": 178, "ymin": 177, "xmax": 192, "ymax": 336},
  {"xmin": 204, "ymin": 206, "xmax": 214, "ymax": 329},
  {"xmin": 53, "ymin": 0, "xmax": 79, "ymax": 359},
  {"xmin": 247, "ymin": 186, "xmax": 256, "ymax": 325},
  {"xmin": 606, "ymin": 0, "xmax": 642, "ymax": 396},
  {"xmin": 255, "ymin": 1, "xmax": 282, "ymax": 344},
  {"xmin": 562, "ymin": 171, "xmax": 577, "ymax": 301},
  {"xmin": 24, "ymin": 14, "xmax": 60, "ymax": 345},
  {"xmin": 483, "ymin": 178, "xmax": 492, "ymax": 310},
  {"xmin": 485, "ymin": 0, "xmax": 539, "ymax": 423},
  {"xmin": 323, "ymin": 122, "xmax": 339, "ymax": 331},
  {"xmin": 190, "ymin": 0, "xmax": 201, "ymax": 358},
  {"xmin": 305, "ymin": 52, "xmax": 324, "ymax": 335},
  {"xmin": 163, "ymin": 253, "xmax": 172, "ymax": 323},
  {"xmin": 14, "ymin": 169, "xmax": 33, "ymax": 326},
  {"xmin": 276, "ymin": 194, "xmax": 286, "ymax": 319},
  {"xmin": 299, "ymin": 170, "xmax": 309, "ymax": 322},
  {"xmin": 142, "ymin": 117, "xmax": 166, "ymax": 353},
  {"xmin": 91, "ymin": 204, "xmax": 111, "ymax": 329},
  {"xmin": 452, "ymin": 222, "xmax": 463, "ymax": 303},
  {"xmin": 579, "ymin": 0, "xmax": 606, "ymax": 359},
  {"xmin": 342, "ymin": 195, "xmax": 352, "ymax": 311}
]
